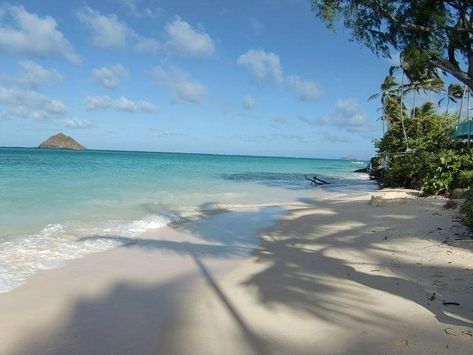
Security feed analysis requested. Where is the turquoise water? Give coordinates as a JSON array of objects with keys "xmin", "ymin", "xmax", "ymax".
[{"xmin": 0, "ymin": 147, "xmax": 371, "ymax": 292}]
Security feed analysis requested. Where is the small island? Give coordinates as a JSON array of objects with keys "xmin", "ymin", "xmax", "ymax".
[
  {"xmin": 340, "ymin": 155, "xmax": 358, "ymax": 161},
  {"xmin": 38, "ymin": 133, "xmax": 86, "ymax": 150}
]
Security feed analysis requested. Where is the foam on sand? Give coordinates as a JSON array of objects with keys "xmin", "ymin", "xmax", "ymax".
[{"xmin": 0, "ymin": 215, "xmax": 172, "ymax": 293}]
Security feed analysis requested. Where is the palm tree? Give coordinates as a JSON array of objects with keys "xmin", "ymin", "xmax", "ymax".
[
  {"xmin": 399, "ymin": 67, "xmax": 410, "ymax": 151},
  {"xmin": 401, "ymin": 77, "xmax": 444, "ymax": 138},
  {"xmin": 439, "ymin": 84, "xmax": 463, "ymax": 115},
  {"xmin": 372, "ymin": 63, "xmax": 410, "ymax": 151},
  {"xmin": 369, "ymin": 74, "xmax": 398, "ymax": 135},
  {"xmin": 466, "ymin": 88, "xmax": 472, "ymax": 148},
  {"xmin": 458, "ymin": 85, "xmax": 468, "ymax": 123}
]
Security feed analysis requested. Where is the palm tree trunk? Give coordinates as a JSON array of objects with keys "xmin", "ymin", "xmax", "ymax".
[
  {"xmin": 399, "ymin": 71, "xmax": 409, "ymax": 151},
  {"xmin": 412, "ymin": 91, "xmax": 418, "ymax": 139},
  {"xmin": 382, "ymin": 102, "xmax": 386, "ymax": 136},
  {"xmin": 459, "ymin": 85, "xmax": 467, "ymax": 123},
  {"xmin": 467, "ymin": 90, "xmax": 471, "ymax": 121},
  {"xmin": 468, "ymin": 91, "xmax": 471, "ymax": 149}
]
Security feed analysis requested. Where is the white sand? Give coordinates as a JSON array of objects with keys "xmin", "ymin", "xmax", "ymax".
[{"xmin": 0, "ymin": 189, "xmax": 472, "ymax": 354}]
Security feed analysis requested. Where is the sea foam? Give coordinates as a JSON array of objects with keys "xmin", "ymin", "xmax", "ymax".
[{"xmin": 0, "ymin": 215, "xmax": 171, "ymax": 293}]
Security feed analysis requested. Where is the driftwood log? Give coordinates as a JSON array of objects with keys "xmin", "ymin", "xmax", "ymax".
[{"xmin": 305, "ymin": 175, "xmax": 330, "ymax": 186}]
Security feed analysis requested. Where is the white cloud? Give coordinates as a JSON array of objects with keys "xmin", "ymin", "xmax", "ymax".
[
  {"xmin": 134, "ymin": 36, "xmax": 161, "ymax": 53},
  {"xmin": 298, "ymin": 116, "xmax": 318, "ymax": 126},
  {"xmin": 85, "ymin": 96, "xmax": 157, "ymax": 113},
  {"xmin": 164, "ymin": 18, "xmax": 216, "ymax": 58},
  {"xmin": 237, "ymin": 49, "xmax": 321, "ymax": 101},
  {"xmin": 118, "ymin": 0, "xmax": 163, "ymax": 18},
  {"xmin": 77, "ymin": 6, "xmax": 160, "ymax": 53},
  {"xmin": 85, "ymin": 95, "xmax": 157, "ymax": 113},
  {"xmin": 152, "ymin": 66, "xmax": 206, "ymax": 104},
  {"xmin": 0, "ymin": 87, "xmax": 67, "ymax": 120},
  {"xmin": 320, "ymin": 98, "xmax": 373, "ymax": 133},
  {"xmin": 243, "ymin": 95, "xmax": 256, "ymax": 110},
  {"xmin": 14, "ymin": 60, "xmax": 64, "ymax": 89},
  {"xmin": 0, "ymin": 5, "xmax": 79, "ymax": 63},
  {"xmin": 92, "ymin": 64, "xmax": 128, "ymax": 89},
  {"xmin": 63, "ymin": 118, "xmax": 93, "ymax": 129},
  {"xmin": 319, "ymin": 132, "xmax": 351, "ymax": 143},
  {"xmin": 77, "ymin": 6, "xmax": 129, "ymax": 48},
  {"xmin": 76, "ymin": 8, "xmax": 214, "ymax": 58},
  {"xmin": 271, "ymin": 116, "xmax": 290, "ymax": 128},
  {"xmin": 286, "ymin": 75, "xmax": 320, "ymax": 101},
  {"xmin": 271, "ymin": 133, "xmax": 312, "ymax": 144},
  {"xmin": 237, "ymin": 49, "xmax": 284, "ymax": 85}
]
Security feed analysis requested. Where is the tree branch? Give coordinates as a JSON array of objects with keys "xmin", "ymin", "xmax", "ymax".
[
  {"xmin": 371, "ymin": 0, "xmax": 473, "ymax": 33},
  {"xmin": 431, "ymin": 58, "xmax": 473, "ymax": 89}
]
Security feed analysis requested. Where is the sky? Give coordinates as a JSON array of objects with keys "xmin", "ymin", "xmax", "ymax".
[{"xmin": 0, "ymin": 0, "xmax": 397, "ymax": 159}]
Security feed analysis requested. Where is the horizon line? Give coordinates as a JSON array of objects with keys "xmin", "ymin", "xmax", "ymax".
[{"xmin": 0, "ymin": 146, "xmax": 368, "ymax": 162}]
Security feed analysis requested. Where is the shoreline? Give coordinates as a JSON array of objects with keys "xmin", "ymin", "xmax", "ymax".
[
  {"xmin": 0, "ymin": 179, "xmax": 373, "ymax": 295},
  {"xmin": 0, "ymin": 188, "xmax": 472, "ymax": 354}
]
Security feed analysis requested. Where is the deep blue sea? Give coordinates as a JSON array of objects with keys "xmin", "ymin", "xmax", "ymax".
[{"xmin": 0, "ymin": 147, "xmax": 371, "ymax": 292}]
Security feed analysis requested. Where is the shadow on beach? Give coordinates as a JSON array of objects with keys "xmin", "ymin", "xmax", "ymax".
[
  {"xmin": 11, "ymin": 205, "xmax": 281, "ymax": 355},
  {"xmin": 11, "ymin": 196, "xmax": 473, "ymax": 354},
  {"xmin": 244, "ymin": 197, "xmax": 473, "ymax": 326}
]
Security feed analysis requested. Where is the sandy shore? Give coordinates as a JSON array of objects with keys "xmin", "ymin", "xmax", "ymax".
[{"xmin": 0, "ymin": 189, "xmax": 472, "ymax": 354}]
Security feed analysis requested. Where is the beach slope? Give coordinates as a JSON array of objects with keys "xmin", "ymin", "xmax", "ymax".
[{"xmin": 0, "ymin": 189, "xmax": 472, "ymax": 354}]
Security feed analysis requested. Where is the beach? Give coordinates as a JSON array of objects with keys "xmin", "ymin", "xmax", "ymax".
[
  {"xmin": 1, "ymin": 0, "xmax": 473, "ymax": 353},
  {"xmin": 0, "ymin": 187, "xmax": 472, "ymax": 354}
]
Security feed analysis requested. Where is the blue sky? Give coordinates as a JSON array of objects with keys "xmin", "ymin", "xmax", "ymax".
[{"xmin": 0, "ymin": 0, "xmax": 395, "ymax": 159}]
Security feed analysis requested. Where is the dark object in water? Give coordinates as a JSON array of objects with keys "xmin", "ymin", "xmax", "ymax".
[
  {"xmin": 354, "ymin": 167, "xmax": 368, "ymax": 173},
  {"xmin": 442, "ymin": 301, "xmax": 460, "ymax": 306},
  {"xmin": 305, "ymin": 175, "xmax": 330, "ymax": 186},
  {"xmin": 444, "ymin": 328, "xmax": 457, "ymax": 336}
]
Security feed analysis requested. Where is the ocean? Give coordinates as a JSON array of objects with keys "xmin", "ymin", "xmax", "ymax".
[{"xmin": 0, "ymin": 147, "xmax": 372, "ymax": 293}]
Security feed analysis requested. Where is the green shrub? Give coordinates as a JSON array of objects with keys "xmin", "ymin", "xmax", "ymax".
[
  {"xmin": 380, "ymin": 150, "xmax": 473, "ymax": 195},
  {"xmin": 372, "ymin": 96, "xmax": 473, "ymax": 196},
  {"xmin": 450, "ymin": 188, "xmax": 468, "ymax": 199},
  {"xmin": 421, "ymin": 150, "xmax": 468, "ymax": 195},
  {"xmin": 444, "ymin": 200, "xmax": 458, "ymax": 209},
  {"xmin": 458, "ymin": 170, "xmax": 473, "ymax": 188},
  {"xmin": 460, "ymin": 189, "xmax": 473, "ymax": 226}
]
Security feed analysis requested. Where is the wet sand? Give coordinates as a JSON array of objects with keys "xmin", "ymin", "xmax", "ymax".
[{"xmin": 1, "ymin": 189, "xmax": 472, "ymax": 354}]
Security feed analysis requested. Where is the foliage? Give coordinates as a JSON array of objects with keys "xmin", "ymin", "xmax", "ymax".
[
  {"xmin": 375, "ymin": 102, "xmax": 455, "ymax": 152},
  {"xmin": 311, "ymin": 1, "xmax": 473, "ymax": 90},
  {"xmin": 444, "ymin": 200, "xmax": 458, "ymax": 209},
  {"xmin": 374, "ymin": 98, "xmax": 473, "ymax": 195},
  {"xmin": 381, "ymin": 150, "xmax": 473, "ymax": 195},
  {"xmin": 439, "ymin": 83, "xmax": 464, "ymax": 114},
  {"xmin": 450, "ymin": 188, "xmax": 469, "ymax": 199},
  {"xmin": 460, "ymin": 189, "xmax": 473, "ymax": 226},
  {"xmin": 421, "ymin": 149, "xmax": 473, "ymax": 194}
]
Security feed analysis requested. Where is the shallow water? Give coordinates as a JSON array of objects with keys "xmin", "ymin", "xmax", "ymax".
[{"xmin": 0, "ymin": 147, "xmax": 374, "ymax": 292}]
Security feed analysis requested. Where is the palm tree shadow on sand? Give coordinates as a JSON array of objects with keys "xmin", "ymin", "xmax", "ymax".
[
  {"xmin": 11, "ymin": 198, "xmax": 473, "ymax": 354},
  {"xmin": 12, "ymin": 205, "xmax": 283, "ymax": 355},
  {"xmin": 242, "ymin": 197, "xmax": 473, "ymax": 329}
]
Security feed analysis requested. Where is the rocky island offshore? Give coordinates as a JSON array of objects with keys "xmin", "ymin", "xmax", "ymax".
[{"xmin": 38, "ymin": 133, "xmax": 86, "ymax": 150}]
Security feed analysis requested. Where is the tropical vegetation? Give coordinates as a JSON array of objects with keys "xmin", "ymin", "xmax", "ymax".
[
  {"xmin": 461, "ymin": 189, "xmax": 473, "ymax": 226},
  {"xmin": 311, "ymin": 1, "xmax": 473, "ymax": 91},
  {"xmin": 372, "ymin": 74, "xmax": 473, "ymax": 194},
  {"xmin": 311, "ymin": 0, "xmax": 473, "ymax": 224}
]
